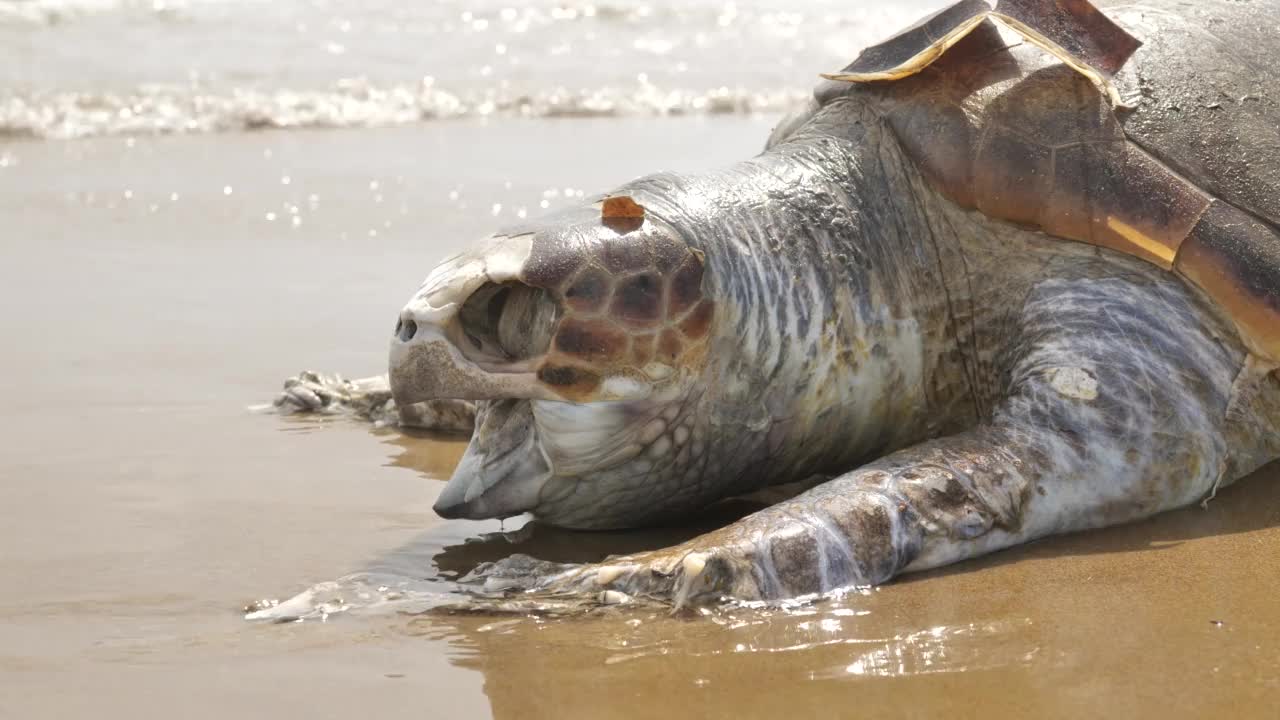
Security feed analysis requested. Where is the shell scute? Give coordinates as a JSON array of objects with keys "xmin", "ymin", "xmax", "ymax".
[
  {"xmin": 667, "ymin": 255, "xmax": 706, "ymax": 317},
  {"xmin": 856, "ymin": 0, "xmax": 1280, "ymax": 362},
  {"xmin": 1047, "ymin": 141, "xmax": 1208, "ymax": 267},
  {"xmin": 973, "ymin": 127, "xmax": 1053, "ymax": 227}
]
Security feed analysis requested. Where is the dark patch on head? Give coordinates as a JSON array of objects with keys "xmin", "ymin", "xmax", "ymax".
[
  {"xmin": 537, "ymin": 364, "xmax": 601, "ymax": 393},
  {"xmin": 657, "ymin": 329, "xmax": 683, "ymax": 363},
  {"xmin": 611, "ymin": 273, "xmax": 663, "ymax": 327},
  {"xmin": 668, "ymin": 255, "xmax": 705, "ymax": 316},
  {"xmin": 563, "ymin": 266, "xmax": 610, "ymax": 313},
  {"xmin": 554, "ymin": 318, "xmax": 627, "ymax": 362},
  {"xmin": 678, "ymin": 300, "xmax": 715, "ymax": 340}
]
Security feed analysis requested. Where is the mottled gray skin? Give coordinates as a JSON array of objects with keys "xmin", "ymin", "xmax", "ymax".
[{"xmin": 284, "ymin": 0, "xmax": 1280, "ymax": 604}]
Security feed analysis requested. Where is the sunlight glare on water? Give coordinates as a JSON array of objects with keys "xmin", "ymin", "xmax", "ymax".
[{"xmin": 0, "ymin": 0, "xmax": 940, "ymax": 138}]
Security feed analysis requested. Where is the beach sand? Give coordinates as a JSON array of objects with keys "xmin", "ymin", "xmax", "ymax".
[{"xmin": 2, "ymin": 116, "xmax": 1280, "ymax": 718}]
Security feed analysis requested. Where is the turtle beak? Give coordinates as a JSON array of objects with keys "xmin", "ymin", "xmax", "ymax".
[
  {"xmin": 433, "ymin": 399, "xmax": 551, "ymax": 519},
  {"xmin": 388, "ymin": 232, "xmax": 560, "ymax": 408}
]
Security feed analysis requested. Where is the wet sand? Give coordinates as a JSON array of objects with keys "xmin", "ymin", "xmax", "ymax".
[{"xmin": 2, "ymin": 117, "xmax": 1279, "ymax": 718}]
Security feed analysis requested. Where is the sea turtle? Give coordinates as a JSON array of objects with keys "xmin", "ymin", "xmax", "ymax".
[{"xmin": 278, "ymin": 0, "xmax": 1280, "ymax": 605}]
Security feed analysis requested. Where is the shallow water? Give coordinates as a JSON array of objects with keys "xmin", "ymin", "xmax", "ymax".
[{"xmin": 4, "ymin": 1, "xmax": 1280, "ymax": 717}]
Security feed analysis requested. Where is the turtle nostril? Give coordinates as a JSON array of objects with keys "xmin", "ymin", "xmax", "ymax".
[{"xmin": 397, "ymin": 317, "xmax": 417, "ymax": 342}]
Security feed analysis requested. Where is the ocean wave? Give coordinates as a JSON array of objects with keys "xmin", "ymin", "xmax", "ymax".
[
  {"xmin": 0, "ymin": 79, "xmax": 809, "ymax": 140},
  {"xmin": 0, "ymin": 0, "xmax": 242, "ymax": 24}
]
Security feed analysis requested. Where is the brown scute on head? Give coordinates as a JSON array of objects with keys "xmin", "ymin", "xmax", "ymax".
[
  {"xmin": 1175, "ymin": 202, "xmax": 1280, "ymax": 364},
  {"xmin": 563, "ymin": 266, "xmax": 610, "ymax": 314},
  {"xmin": 631, "ymin": 333, "xmax": 656, "ymax": 366},
  {"xmin": 520, "ymin": 237, "xmax": 584, "ymax": 289},
  {"xmin": 598, "ymin": 236, "xmax": 652, "ymax": 274},
  {"xmin": 678, "ymin": 300, "xmax": 715, "ymax": 341},
  {"xmin": 650, "ymin": 235, "xmax": 690, "ymax": 273},
  {"xmin": 827, "ymin": 0, "xmax": 992, "ymax": 81},
  {"xmin": 667, "ymin": 254, "xmax": 706, "ymax": 316},
  {"xmin": 993, "ymin": 0, "xmax": 1141, "ymax": 77},
  {"xmin": 455, "ymin": 281, "xmax": 560, "ymax": 363},
  {"xmin": 611, "ymin": 272, "xmax": 664, "ymax": 328},
  {"xmin": 657, "ymin": 329, "xmax": 684, "ymax": 364},
  {"xmin": 554, "ymin": 317, "xmax": 629, "ymax": 362}
]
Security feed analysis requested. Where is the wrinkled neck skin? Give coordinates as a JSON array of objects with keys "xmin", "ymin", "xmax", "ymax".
[{"xmin": 540, "ymin": 99, "xmax": 988, "ymax": 524}]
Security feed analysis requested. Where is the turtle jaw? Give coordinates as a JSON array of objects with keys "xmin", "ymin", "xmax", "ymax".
[
  {"xmin": 432, "ymin": 399, "xmax": 552, "ymax": 521},
  {"xmin": 385, "ymin": 233, "xmax": 561, "ymax": 520}
]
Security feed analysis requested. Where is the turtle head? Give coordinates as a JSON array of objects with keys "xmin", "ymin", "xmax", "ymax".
[{"xmin": 390, "ymin": 197, "xmax": 716, "ymax": 528}]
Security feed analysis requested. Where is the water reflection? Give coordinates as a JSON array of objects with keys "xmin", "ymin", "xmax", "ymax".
[
  {"xmin": 379, "ymin": 427, "xmax": 469, "ymax": 481},
  {"xmin": 836, "ymin": 620, "xmax": 1038, "ymax": 677},
  {"xmin": 251, "ymin": 428, "xmax": 1280, "ymax": 717},
  {"xmin": 405, "ymin": 591, "xmax": 1045, "ymax": 719}
]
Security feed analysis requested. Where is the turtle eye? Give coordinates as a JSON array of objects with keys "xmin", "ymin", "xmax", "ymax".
[{"xmin": 455, "ymin": 281, "xmax": 560, "ymax": 365}]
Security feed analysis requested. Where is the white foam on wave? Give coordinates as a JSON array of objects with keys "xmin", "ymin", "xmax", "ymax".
[
  {"xmin": 0, "ymin": 0, "xmax": 941, "ymax": 140},
  {"xmin": 244, "ymin": 572, "xmax": 459, "ymax": 623},
  {"xmin": 0, "ymin": 79, "xmax": 809, "ymax": 140},
  {"xmin": 0, "ymin": 0, "xmax": 251, "ymax": 24}
]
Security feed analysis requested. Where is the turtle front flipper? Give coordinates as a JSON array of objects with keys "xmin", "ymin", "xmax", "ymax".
[
  {"xmin": 824, "ymin": 0, "xmax": 1141, "ymax": 106},
  {"xmin": 271, "ymin": 370, "xmax": 476, "ymax": 432},
  {"xmin": 457, "ymin": 259, "xmax": 1280, "ymax": 605}
]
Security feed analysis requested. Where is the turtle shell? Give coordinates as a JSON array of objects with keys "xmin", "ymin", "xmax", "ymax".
[{"xmin": 829, "ymin": 0, "xmax": 1280, "ymax": 364}]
